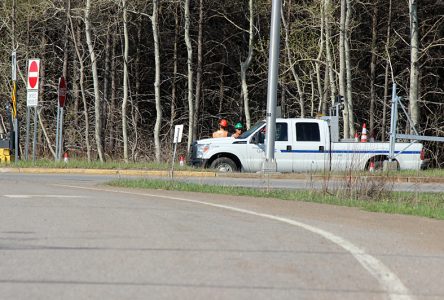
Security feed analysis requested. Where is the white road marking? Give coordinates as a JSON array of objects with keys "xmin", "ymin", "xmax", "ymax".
[
  {"xmin": 56, "ymin": 184, "xmax": 413, "ymax": 300},
  {"xmin": 3, "ymin": 195, "xmax": 85, "ymax": 199}
]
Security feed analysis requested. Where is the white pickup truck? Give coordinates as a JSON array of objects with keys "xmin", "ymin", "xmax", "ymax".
[{"xmin": 190, "ymin": 118, "xmax": 425, "ymax": 172}]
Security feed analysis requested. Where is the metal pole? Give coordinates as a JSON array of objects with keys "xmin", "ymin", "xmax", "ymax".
[
  {"xmin": 55, "ymin": 104, "xmax": 60, "ymax": 161},
  {"xmin": 170, "ymin": 127, "xmax": 180, "ymax": 179},
  {"xmin": 25, "ymin": 106, "xmax": 30, "ymax": 161},
  {"xmin": 262, "ymin": 0, "xmax": 282, "ymax": 172},
  {"xmin": 32, "ymin": 107, "xmax": 38, "ymax": 161},
  {"xmin": 14, "ymin": 118, "xmax": 18, "ymax": 162},
  {"xmin": 59, "ymin": 107, "xmax": 64, "ymax": 161},
  {"xmin": 388, "ymin": 83, "xmax": 398, "ymax": 161}
]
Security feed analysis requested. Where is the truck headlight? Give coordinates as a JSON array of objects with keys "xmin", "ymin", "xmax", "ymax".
[{"xmin": 196, "ymin": 144, "xmax": 210, "ymax": 158}]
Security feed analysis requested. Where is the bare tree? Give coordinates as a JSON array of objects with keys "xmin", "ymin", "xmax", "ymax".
[
  {"xmin": 369, "ymin": 1, "xmax": 378, "ymax": 139},
  {"xmin": 281, "ymin": 0, "xmax": 305, "ymax": 118},
  {"xmin": 184, "ymin": 0, "xmax": 194, "ymax": 153},
  {"xmin": 240, "ymin": 0, "xmax": 254, "ymax": 129},
  {"xmin": 339, "ymin": 0, "xmax": 349, "ymax": 138},
  {"xmin": 193, "ymin": 0, "xmax": 203, "ymax": 140},
  {"xmin": 152, "ymin": 0, "xmax": 162, "ymax": 162},
  {"xmin": 122, "ymin": 0, "xmax": 129, "ymax": 162},
  {"xmin": 409, "ymin": 0, "xmax": 420, "ymax": 129},
  {"xmin": 169, "ymin": 1, "xmax": 180, "ymax": 140},
  {"xmin": 315, "ymin": 0, "xmax": 325, "ymax": 114},
  {"xmin": 381, "ymin": 0, "xmax": 393, "ymax": 141},
  {"xmin": 324, "ymin": 0, "xmax": 337, "ymax": 110},
  {"xmin": 69, "ymin": 11, "xmax": 91, "ymax": 161},
  {"xmin": 85, "ymin": 0, "xmax": 104, "ymax": 161},
  {"xmin": 345, "ymin": 0, "xmax": 354, "ymax": 137}
]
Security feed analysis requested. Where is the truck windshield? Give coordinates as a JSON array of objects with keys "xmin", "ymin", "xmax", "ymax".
[{"xmin": 238, "ymin": 121, "xmax": 265, "ymax": 139}]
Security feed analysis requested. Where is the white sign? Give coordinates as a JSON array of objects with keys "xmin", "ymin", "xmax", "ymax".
[
  {"xmin": 27, "ymin": 90, "xmax": 39, "ymax": 107},
  {"xmin": 173, "ymin": 125, "xmax": 184, "ymax": 144},
  {"xmin": 11, "ymin": 51, "xmax": 16, "ymax": 81}
]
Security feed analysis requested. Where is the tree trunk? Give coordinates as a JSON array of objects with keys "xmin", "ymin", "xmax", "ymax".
[
  {"xmin": 324, "ymin": 0, "xmax": 337, "ymax": 109},
  {"xmin": 109, "ymin": 33, "xmax": 117, "ymax": 155},
  {"xmin": 184, "ymin": 0, "xmax": 194, "ymax": 153},
  {"xmin": 121, "ymin": 0, "xmax": 129, "ymax": 162},
  {"xmin": 316, "ymin": 0, "xmax": 325, "ymax": 114},
  {"xmin": 85, "ymin": 0, "xmax": 104, "ymax": 162},
  {"xmin": 339, "ymin": 0, "xmax": 349, "ymax": 138},
  {"xmin": 72, "ymin": 42, "xmax": 80, "ymax": 129},
  {"xmin": 193, "ymin": 0, "xmax": 203, "ymax": 139},
  {"xmin": 240, "ymin": 0, "xmax": 254, "ymax": 129},
  {"xmin": 382, "ymin": 0, "xmax": 392, "ymax": 141},
  {"xmin": 103, "ymin": 25, "xmax": 111, "ymax": 152},
  {"xmin": 170, "ymin": 1, "xmax": 179, "ymax": 140},
  {"xmin": 62, "ymin": 0, "xmax": 70, "ymax": 79},
  {"xmin": 131, "ymin": 23, "xmax": 142, "ymax": 160},
  {"xmin": 369, "ymin": 2, "xmax": 378, "ymax": 139},
  {"xmin": 152, "ymin": 0, "xmax": 162, "ymax": 162},
  {"xmin": 345, "ymin": 0, "xmax": 355, "ymax": 137},
  {"xmin": 409, "ymin": 0, "xmax": 420, "ymax": 130},
  {"xmin": 282, "ymin": 0, "xmax": 305, "ymax": 118},
  {"xmin": 69, "ymin": 16, "xmax": 91, "ymax": 161}
]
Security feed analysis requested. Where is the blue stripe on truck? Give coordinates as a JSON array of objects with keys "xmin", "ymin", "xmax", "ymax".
[{"xmin": 280, "ymin": 150, "xmax": 420, "ymax": 154}]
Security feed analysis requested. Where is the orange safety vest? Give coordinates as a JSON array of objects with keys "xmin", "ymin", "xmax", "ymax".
[{"xmin": 212, "ymin": 130, "xmax": 228, "ymax": 138}]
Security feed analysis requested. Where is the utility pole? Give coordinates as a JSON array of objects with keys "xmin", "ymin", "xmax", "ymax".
[
  {"xmin": 262, "ymin": 0, "xmax": 282, "ymax": 173},
  {"xmin": 12, "ymin": 0, "xmax": 18, "ymax": 163}
]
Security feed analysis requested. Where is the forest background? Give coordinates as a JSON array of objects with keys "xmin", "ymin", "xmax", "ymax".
[{"xmin": 0, "ymin": 0, "xmax": 443, "ymax": 166}]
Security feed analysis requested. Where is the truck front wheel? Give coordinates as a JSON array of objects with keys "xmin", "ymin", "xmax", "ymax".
[{"xmin": 210, "ymin": 157, "xmax": 238, "ymax": 172}]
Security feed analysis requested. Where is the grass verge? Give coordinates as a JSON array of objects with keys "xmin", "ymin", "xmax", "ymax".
[
  {"xmin": 8, "ymin": 159, "xmax": 197, "ymax": 171},
  {"xmin": 108, "ymin": 178, "xmax": 444, "ymax": 220}
]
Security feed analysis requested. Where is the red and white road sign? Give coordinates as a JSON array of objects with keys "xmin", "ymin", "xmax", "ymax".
[
  {"xmin": 27, "ymin": 59, "xmax": 40, "ymax": 90},
  {"xmin": 58, "ymin": 76, "xmax": 67, "ymax": 108}
]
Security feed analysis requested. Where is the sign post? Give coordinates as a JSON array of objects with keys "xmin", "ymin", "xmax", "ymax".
[
  {"xmin": 170, "ymin": 124, "xmax": 184, "ymax": 178},
  {"xmin": 11, "ymin": 51, "xmax": 18, "ymax": 163},
  {"xmin": 55, "ymin": 76, "xmax": 67, "ymax": 161},
  {"xmin": 25, "ymin": 59, "xmax": 40, "ymax": 161}
]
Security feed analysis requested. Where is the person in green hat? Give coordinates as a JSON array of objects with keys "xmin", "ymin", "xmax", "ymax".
[{"xmin": 231, "ymin": 122, "xmax": 243, "ymax": 138}]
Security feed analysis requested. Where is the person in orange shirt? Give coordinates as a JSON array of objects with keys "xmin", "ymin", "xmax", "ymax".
[
  {"xmin": 231, "ymin": 122, "xmax": 243, "ymax": 138},
  {"xmin": 212, "ymin": 119, "xmax": 229, "ymax": 138}
]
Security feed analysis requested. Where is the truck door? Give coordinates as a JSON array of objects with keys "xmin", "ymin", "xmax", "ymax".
[
  {"xmin": 246, "ymin": 122, "xmax": 293, "ymax": 172},
  {"xmin": 292, "ymin": 121, "xmax": 329, "ymax": 172}
]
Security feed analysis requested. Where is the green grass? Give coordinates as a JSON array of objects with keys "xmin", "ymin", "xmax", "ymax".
[
  {"xmin": 6, "ymin": 159, "xmax": 198, "ymax": 171},
  {"xmin": 108, "ymin": 178, "xmax": 444, "ymax": 220}
]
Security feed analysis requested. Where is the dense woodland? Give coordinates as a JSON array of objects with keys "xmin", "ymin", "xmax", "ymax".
[{"xmin": 0, "ymin": 0, "xmax": 443, "ymax": 165}]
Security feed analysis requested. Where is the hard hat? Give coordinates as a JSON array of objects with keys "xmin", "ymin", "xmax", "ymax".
[
  {"xmin": 235, "ymin": 122, "xmax": 243, "ymax": 129},
  {"xmin": 219, "ymin": 119, "xmax": 228, "ymax": 127}
]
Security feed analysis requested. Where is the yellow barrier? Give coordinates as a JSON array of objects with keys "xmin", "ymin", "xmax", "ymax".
[{"xmin": 0, "ymin": 148, "xmax": 11, "ymax": 163}]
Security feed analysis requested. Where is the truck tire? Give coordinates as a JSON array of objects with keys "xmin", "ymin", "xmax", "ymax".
[
  {"xmin": 210, "ymin": 157, "xmax": 238, "ymax": 172},
  {"xmin": 367, "ymin": 156, "xmax": 399, "ymax": 171}
]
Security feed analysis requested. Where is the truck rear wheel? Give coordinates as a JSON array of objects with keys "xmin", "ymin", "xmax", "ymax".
[
  {"xmin": 210, "ymin": 157, "xmax": 238, "ymax": 172},
  {"xmin": 367, "ymin": 156, "xmax": 399, "ymax": 171}
]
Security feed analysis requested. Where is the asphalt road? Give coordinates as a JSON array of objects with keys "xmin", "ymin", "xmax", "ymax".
[{"xmin": 0, "ymin": 173, "xmax": 443, "ymax": 299}]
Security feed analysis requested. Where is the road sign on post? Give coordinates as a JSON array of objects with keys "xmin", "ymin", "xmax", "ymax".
[
  {"xmin": 58, "ymin": 76, "xmax": 67, "ymax": 108},
  {"xmin": 170, "ymin": 124, "xmax": 185, "ymax": 178},
  {"xmin": 55, "ymin": 76, "xmax": 68, "ymax": 161},
  {"xmin": 25, "ymin": 59, "xmax": 41, "ymax": 162},
  {"xmin": 27, "ymin": 59, "xmax": 40, "ymax": 90},
  {"xmin": 173, "ymin": 125, "xmax": 184, "ymax": 144},
  {"xmin": 26, "ymin": 59, "xmax": 40, "ymax": 107}
]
